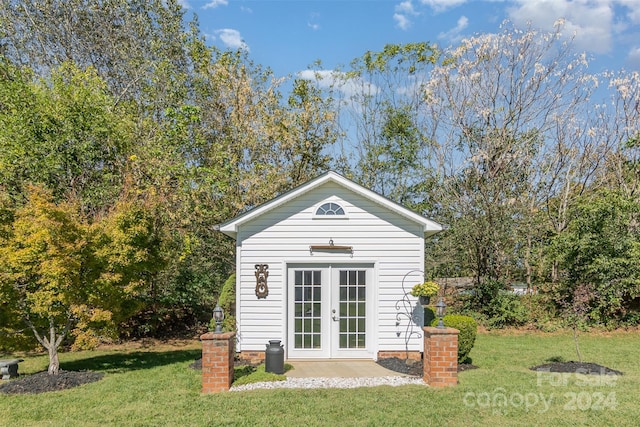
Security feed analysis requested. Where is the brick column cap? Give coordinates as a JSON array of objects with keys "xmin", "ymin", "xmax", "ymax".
[
  {"xmin": 422, "ymin": 326, "xmax": 459, "ymax": 335},
  {"xmin": 200, "ymin": 331, "xmax": 236, "ymax": 340}
]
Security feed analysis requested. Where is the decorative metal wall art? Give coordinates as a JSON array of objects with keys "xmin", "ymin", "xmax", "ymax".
[
  {"xmin": 254, "ymin": 264, "xmax": 269, "ymax": 299},
  {"xmin": 395, "ymin": 270, "xmax": 424, "ymax": 352}
]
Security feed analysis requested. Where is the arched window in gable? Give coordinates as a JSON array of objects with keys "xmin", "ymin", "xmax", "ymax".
[{"xmin": 315, "ymin": 202, "xmax": 345, "ymax": 216}]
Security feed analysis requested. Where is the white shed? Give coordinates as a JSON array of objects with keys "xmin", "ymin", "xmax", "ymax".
[{"xmin": 217, "ymin": 171, "xmax": 442, "ymax": 361}]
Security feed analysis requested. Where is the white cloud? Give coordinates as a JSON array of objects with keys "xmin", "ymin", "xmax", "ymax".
[
  {"xmin": 214, "ymin": 29, "xmax": 249, "ymax": 51},
  {"xmin": 297, "ymin": 70, "xmax": 379, "ymax": 99},
  {"xmin": 203, "ymin": 0, "xmax": 228, "ymax": 10},
  {"xmin": 627, "ymin": 46, "xmax": 640, "ymax": 68},
  {"xmin": 394, "ymin": 0, "xmax": 420, "ymax": 30},
  {"xmin": 394, "ymin": 13, "xmax": 413, "ymax": 30},
  {"xmin": 618, "ymin": 0, "xmax": 640, "ymax": 23},
  {"xmin": 507, "ymin": 0, "xmax": 614, "ymax": 54},
  {"xmin": 176, "ymin": 0, "xmax": 191, "ymax": 9},
  {"xmin": 420, "ymin": 0, "xmax": 467, "ymax": 13},
  {"xmin": 397, "ymin": 0, "xmax": 419, "ymax": 15},
  {"xmin": 240, "ymin": 6, "xmax": 253, "ymax": 13},
  {"xmin": 438, "ymin": 15, "xmax": 469, "ymax": 44},
  {"xmin": 308, "ymin": 12, "xmax": 321, "ymax": 30}
]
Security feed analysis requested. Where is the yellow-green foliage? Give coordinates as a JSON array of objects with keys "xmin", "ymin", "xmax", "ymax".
[
  {"xmin": 0, "ymin": 186, "xmax": 165, "ymax": 361},
  {"xmin": 0, "ymin": 186, "xmax": 87, "ymax": 320},
  {"xmin": 410, "ymin": 281, "xmax": 439, "ymax": 297},
  {"xmin": 70, "ymin": 306, "xmax": 117, "ymax": 350},
  {"xmin": 0, "ymin": 186, "xmax": 97, "ymax": 362},
  {"xmin": 92, "ymin": 198, "xmax": 166, "ymax": 318}
]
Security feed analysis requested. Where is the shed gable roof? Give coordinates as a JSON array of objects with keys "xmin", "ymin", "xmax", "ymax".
[{"xmin": 217, "ymin": 171, "xmax": 442, "ymax": 239}]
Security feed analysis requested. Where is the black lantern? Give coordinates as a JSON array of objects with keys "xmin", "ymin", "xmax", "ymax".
[
  {"xmin": 213, "ymin": 304, "xmax": 224, "ymax": 333},
  {"xmin": 435, "ymin": 297, "xmax": 446, "ymax": 329}
]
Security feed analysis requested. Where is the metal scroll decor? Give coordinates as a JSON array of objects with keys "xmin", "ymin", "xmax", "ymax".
[
  {"xmin": 255, "ymin": 264, "xmax": 269, "ymax": 299},
  {"xmin": 395, "ymin": 270, "xmax": 424, "ymax": 353}
]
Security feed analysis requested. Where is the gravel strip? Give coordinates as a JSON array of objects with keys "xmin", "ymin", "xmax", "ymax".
[{"xmin": 230, "ymin": 376, "xmax": 426, "ymax": 391}]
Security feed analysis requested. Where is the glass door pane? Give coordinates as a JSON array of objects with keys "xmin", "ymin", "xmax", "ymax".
[
  {"xmin": 338, "ymin": 270, "xmax": 366, "ymax": 349},
  {"xmin": 293, "ymin": 270, "xmax": 322, "ymax": 349}
]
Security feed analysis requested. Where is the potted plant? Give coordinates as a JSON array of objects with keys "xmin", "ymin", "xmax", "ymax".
[{"xmin": 410, "ymin": 281, "xmax": 439, "ymax": 305}]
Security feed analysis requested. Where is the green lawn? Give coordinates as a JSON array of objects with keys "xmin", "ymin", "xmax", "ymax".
[{"xmin": 1, "ymin": 331, "xmax": 638, "ymax": 426}]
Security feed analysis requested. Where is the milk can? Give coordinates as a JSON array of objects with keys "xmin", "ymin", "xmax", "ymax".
[{"xmin": 265, "ymin": 340, "xmax": 285, "ymax": 374}]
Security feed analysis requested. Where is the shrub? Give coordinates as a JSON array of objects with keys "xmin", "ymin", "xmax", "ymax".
[
  {"xmin": 526, "ymin": 292, "xmax": 560, "ymax": 331},
  {"xmin": 423, "ymin": 306, "xmax": 436, "ymax": 326},
  {"xmin": 431, "ymin": 314, "xmax": 477, "ymax": 363},
  {"xmin": 452, "ymin": 280, "xmax": 540, "ymax": 328},
  {"xmin": 209, "ymin": 273, "xmax": 236, "ymax": 332},
  {"xmin": 485, "ymin": 291, "xmax": 528, "ymax": 328},
  {"xmin": 472, "ymin": 279, "xmax": 505, "ymax": 309}
]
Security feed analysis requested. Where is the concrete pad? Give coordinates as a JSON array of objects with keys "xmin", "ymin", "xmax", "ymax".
[{"xmin": 285, "ymin": 359, "xmax": 409, "ymax": 378}]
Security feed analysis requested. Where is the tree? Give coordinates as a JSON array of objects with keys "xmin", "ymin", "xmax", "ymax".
[
  {"xmin": 283, "ymin": 77, "xmax": 337, "ymax": 185},
  {"xmin": 1, "ymin": 0, "xmax": 348, "ymax": 338},
  {"xmin": 322, "ymin": 42, "xmax": 439, "ymax": 207},
  {"xmin": 0, "ymin": 187, "xmax": 93, "ymax": 374},
  {"xmin": 560, "ymin": 282, "xmax": 595, "ymax": 362},
  {"xmin": 129, "ymin": 49, "xmax": 341, "ymax": 333},
  {"xmin": 356, "ymin": 104, "xmax": 430, "ymax": 205},
  {"xmin": 0, "ymin": 0, "xmax": 190, "ymax": 112},
  {"xmin": 599, "ymin": 71, "xmax": 640, "ymax": 199},
  {"xmin": 549, "ymin": 190, "xmax": 640, "ymax": 325},
  {"xmin": 0, "ymin": 58, "xmax": 131, "ymax": 215},
  {"xmin": 0, "ymin": 192, "xmax": 31, "ymax": 351},
  {"xmin": 0, "ymin": 186, "xmax": 168, "ymax": 373},
  {"xmin": 421, "ymin": 21, "xmax": 604, "ymax": 287},
  {"xmin": 90, "ymin": 195, "xmax": 168, "ymax": 339}
]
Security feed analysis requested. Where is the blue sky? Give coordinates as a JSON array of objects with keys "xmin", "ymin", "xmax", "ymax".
[{"xmin": 180, "ymin": 0, "xmax": 640, "ymax": 78}]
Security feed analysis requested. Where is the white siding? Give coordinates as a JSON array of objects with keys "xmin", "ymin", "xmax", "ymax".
[{"xmin": 235, "ymin": 181, "xmax": 426, "ymax": 356}]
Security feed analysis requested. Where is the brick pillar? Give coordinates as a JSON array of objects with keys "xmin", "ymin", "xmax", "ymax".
[
  {"xmin": 422, "ymin": 327, "xmax": 459, "ymax": 387},
  {"xmin": 200, "ymin": 331, "xmax": 236, "ymax": 393}
]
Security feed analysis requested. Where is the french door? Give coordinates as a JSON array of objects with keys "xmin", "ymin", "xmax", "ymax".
[{"xmin": 287, "ymin": 264, "xmax": 373, "ymax": 358}]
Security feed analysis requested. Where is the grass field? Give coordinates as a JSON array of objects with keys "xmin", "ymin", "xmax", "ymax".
[{"xmin": 1, "ymin": 331, "xmax": 638, "ymax": 426}]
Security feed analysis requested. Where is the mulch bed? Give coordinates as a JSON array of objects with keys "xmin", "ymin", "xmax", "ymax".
[
  {"xmin": 379, "ymin": 358, "xmax": 623, "ymax": 377},
  {"xmin": 377, "ymin": 357, "xmax": 478, "ymax": 377},
  {"xmin": 530, "ymin": 361, "xmax": 623, "ymax": 375},
  {"xmin": 0, "ymin": 370, "xmax": 104, "ymax": 395}
]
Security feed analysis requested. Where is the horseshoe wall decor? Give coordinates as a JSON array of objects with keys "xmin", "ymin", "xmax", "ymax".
[{"xmin": 254, "ymin": 264, "xmax": 269, "ymax": 299}]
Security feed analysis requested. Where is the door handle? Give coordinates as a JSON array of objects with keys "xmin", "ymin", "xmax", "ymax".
[{"xmin": 332, "ymin": 309, "xmax": 340, "ymax": 321}]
